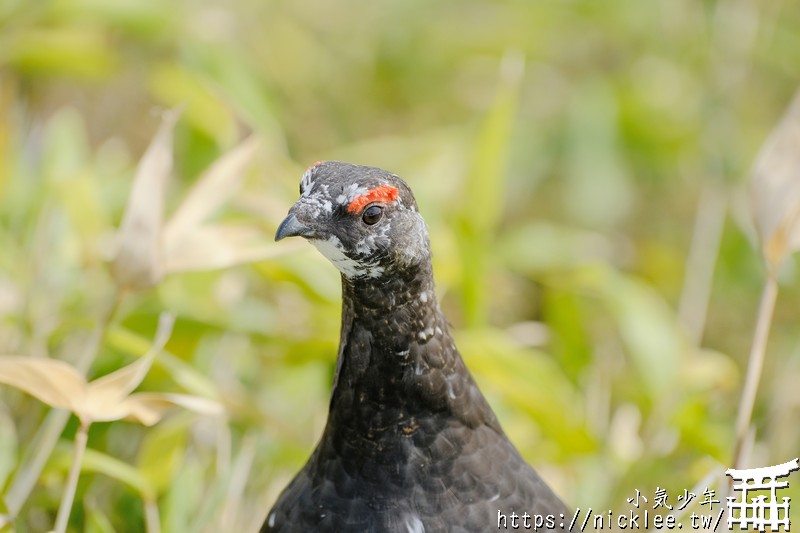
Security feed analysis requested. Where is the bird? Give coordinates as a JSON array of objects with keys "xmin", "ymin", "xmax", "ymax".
[{"xmin": 263, "ymin": 161, "xmax": 568, "ymax": 532}]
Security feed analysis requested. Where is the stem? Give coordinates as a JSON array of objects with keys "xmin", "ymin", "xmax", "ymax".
[
  {"xmin": 53, "ymin": 421, "xmax": 90, "ymax": 533},
  {"xmin": 732, "ymin": 275, "xmax": 779, "ymax": 469},
  {"xmin": 144, "ymin": 498, "xmax": 161, "ymax": 533},
  {"xmin": 5, "ymin": 287, "xmax": 123, "ymax": 517}
]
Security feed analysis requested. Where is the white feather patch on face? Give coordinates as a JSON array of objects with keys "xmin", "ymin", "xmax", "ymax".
[
  {"xmin": 311, "ymin": 235, "xmax": 384, "ymax": 279},
  {"xmin": 354, "ymin": 221, "xmax": 390, "ymax": 257},
  {"xmin": 355, "ymin": 234, "xmax": 377, "ymax": 256}
]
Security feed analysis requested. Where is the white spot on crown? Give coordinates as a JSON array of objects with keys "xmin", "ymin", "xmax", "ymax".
[
  {"xmin": 336, "ymin": 182, "xmax": 369, "ymax": 206},
  {"xmin": 298, "ymin": 183, "xmax": 334, "ymax": 218},
  {"xmin": 300, "ymin": 166, "xmax": 316, "ymax": 197}
]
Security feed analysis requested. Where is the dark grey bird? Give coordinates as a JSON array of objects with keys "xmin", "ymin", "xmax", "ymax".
[{"xmin": 263, "ymin": 161, "xmax": 568, "ymax": 532}]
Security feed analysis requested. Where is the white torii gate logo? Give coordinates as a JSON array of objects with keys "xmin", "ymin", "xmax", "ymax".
[{"xmin": 726, "ymin": 458, "xmax": 799, "ymax": 532}]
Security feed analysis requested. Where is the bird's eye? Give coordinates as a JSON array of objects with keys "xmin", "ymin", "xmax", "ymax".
[{"xmin": 362, "ymin": 205, "xmax": 383, "ymax": 225}]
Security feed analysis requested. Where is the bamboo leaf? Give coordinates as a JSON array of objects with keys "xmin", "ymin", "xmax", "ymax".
[
  {"xmin": 749, "ymin": 88, "xmax": 800, "ymax": 273},
  {"xmin": 111, "ymin": 109, "xmax": 179, "ymax": 290},
  {"xmin": 84, "ymin": 313, "xmax": 175, "ymax": 417},
  {"xmin": 106, "ymin": 326, "xmax": 220, "ymax": 399},
  {"xmin": 163, "ymin": 135, "xmax": 261, "ymax": 252},
  {"xmin": 164, "ymin": 223, "xmax": 302, "ymax": 273},
  {"xmin": 122, "ymin": 392, "xmax": 224, "ymax": 426},
  {"xmin": 0, "ymin": 356, "xmax": 87, "ymax": 413}
]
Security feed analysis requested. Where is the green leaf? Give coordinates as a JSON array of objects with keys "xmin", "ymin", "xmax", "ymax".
[
  {"xmin": 0, "ymin": 407, "xmax": 18, "ymax": 490},
  {"xmin": 0, "ymin": 496, "xmax": 10, "ymax": 531},
  {"xmin": 43, "ymin": 107, "xmax": 110, "ymax": 259},
  {"xmin": 148, "ymin": 63, "xmax": 237, "ymax": 145},
  {"xmin": 49, "ymin": 442, "xmax": 155, "ymax": 500},
  {"xmin": 500, "ymin": 222, "xmax": 614, "ymax": 274},
  {"xmin": 458, "ymin": 51, "xmax": 525, "ymax": 326},
  {"xmin": 5, "ymin": 28, "xmax": 116, "ymax": 79},
  {"xmin": 603, "ymin": 274, "xmax": 682, "ymax": 397},
  {"xmin": 563, "ymin": 79, "xmax": 632, "ymax": 228},
  {"xmin": 456, "ymin": 328, "xmax": 594, "ymax": 457},
  {"xmin": 42, "ymin": 107, "xmax": 90, "ymax": 183},
  {"xmin": 542, "ymin": 289, "xmax": 592, "ymax": 383},
  {"xmin": 137, "ymin": 416, "xmax": 190, "ymax": 493},
  {"xmin": 84, "ymin": 503, "xmax": 116, "ymax": 533},
  {"xmin": 162, "ymin": 459, "xmax": 203, "ymax": 533},
  {"xmin": 106, "ymin": 326, "xmax": 220, "ymax": 399},
  {"xmin": 463, "ymin": 51, "xmax": 525, "ymax": 237},
  {"xmin": 564, "ymin": 266, "xmax": 683, "ymax": 397}
]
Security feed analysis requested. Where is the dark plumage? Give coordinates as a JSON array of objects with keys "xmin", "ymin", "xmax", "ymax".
[{"xmin": 263, "ymin": 161, "xmax": 567, "ymax": 532}]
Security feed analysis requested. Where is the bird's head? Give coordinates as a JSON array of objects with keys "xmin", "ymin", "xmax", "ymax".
[{"xmin": 275, "ymin": 161, "xmax": 430, "ymax": 280}]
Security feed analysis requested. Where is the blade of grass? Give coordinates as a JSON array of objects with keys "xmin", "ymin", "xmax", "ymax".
[
  {"xmin": 459, "ymin": 50, "xmax": 524, "ymax": 327},
  {"xmin": 677, "ymin": 184, "xmax": 727, "ymax": 346}
]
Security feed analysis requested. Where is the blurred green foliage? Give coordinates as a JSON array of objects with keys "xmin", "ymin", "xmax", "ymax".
[{"xmin": 1, "ymin": 0, "xmax": 800, "ymax": 531}]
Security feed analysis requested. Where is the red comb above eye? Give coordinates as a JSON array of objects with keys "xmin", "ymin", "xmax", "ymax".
[{"xmin": 347, "ymin": 185, "xmax": 399, "ymax": 214}]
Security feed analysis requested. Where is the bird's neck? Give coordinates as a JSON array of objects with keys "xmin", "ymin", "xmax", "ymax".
[
  {"xmin": 341, "ymin": 261, "xmax": 438, "ymax": 339},
  {"xmin": 327, "ymin": 260, "xmax": 494, "ymax": 430}
]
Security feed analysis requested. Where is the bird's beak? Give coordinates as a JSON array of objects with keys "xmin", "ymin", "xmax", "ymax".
[{"xmin": 275, "ymin": 213, "xmax": 316, "ymax": 241}]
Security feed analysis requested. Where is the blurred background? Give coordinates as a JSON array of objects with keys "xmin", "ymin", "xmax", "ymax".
[{"xmin": 1, "ymin": 0, "xmax": 800, "ymax": 531}]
